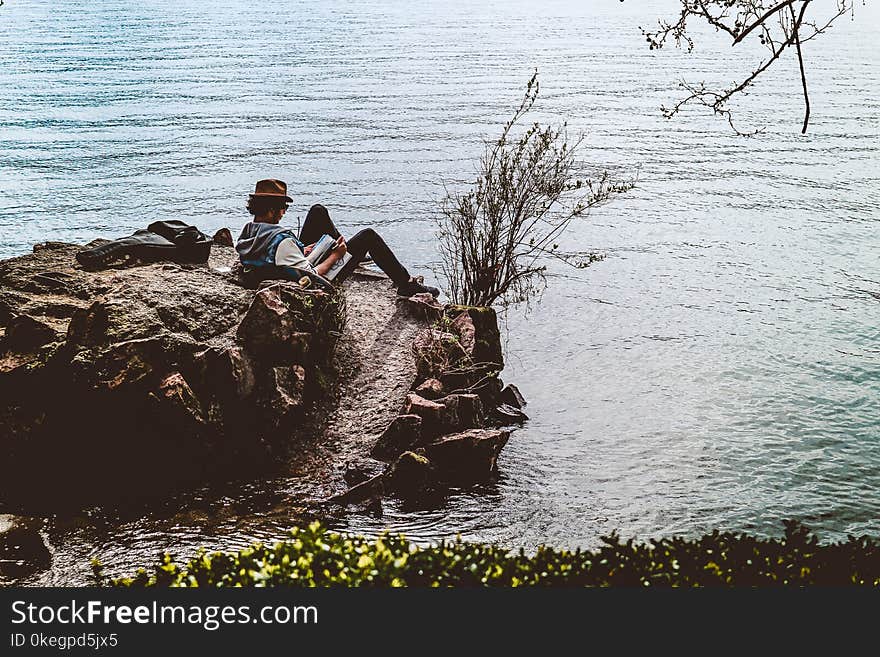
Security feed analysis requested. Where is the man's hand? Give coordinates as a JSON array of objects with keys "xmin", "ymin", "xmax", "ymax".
[
  {"xmin": 315, "ymin": 235, "xmax": 348, "ymax": 277},
  {"xmin": 303, "ymin": 244, "xmax": 315, "ymax": 256}
]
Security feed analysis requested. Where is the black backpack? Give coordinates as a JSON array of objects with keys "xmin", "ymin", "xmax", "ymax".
[{"xmin": 76, "ymin": 221, "xmax": 212, "ymax": 270}]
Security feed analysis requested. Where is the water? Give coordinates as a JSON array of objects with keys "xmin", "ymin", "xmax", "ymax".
[{"xmin": 0, "ymin": 0, "xmax": 878, "ymax": 584}]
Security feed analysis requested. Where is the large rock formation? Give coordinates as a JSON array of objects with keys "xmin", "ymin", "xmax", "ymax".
[
  {"xmin": 0, "ymin": 241, "xmax": 344, "ymax": 508},
  {"xmin": 0, "ymin": 239, "xmax": 522, "ymax": 513}
]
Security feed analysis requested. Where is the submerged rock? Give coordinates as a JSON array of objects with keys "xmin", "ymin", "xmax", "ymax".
[
  {"xmin": 499, "ymin": 383, "xmax": 526, "ymax": 409},
  {"xmin": 342, "ymin": 458, "xmax": 386, "ymax": 487},
  {"xmin": 384, "ymin": 451, "xmax": 433, "ymax": 497},
  {"xmin": 371, "ymin": 414, "xmax": 423, "ymax": 462},
  {"xmin": 0, "ymin": 514, "xmax": 49, "ymax": 583},
  {"xmin": 423, "ymin": 429, "xmax": 510, "ymax": 482},
  {"xmin": 336, "ymin": 427, "xmax": 510, "ymax": 506},
  {"xmin": 491, "ymin": 403, "xmax": 529, "ymax": 425}
]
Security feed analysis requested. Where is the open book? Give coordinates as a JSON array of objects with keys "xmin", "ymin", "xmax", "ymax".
[{"xmin": 306, "ymin": 234, "xmax": 352, "ymax": 281}]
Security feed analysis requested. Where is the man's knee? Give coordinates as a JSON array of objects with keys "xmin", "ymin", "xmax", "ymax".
[{"xmin": 351, "ymin": 228, "xmax": 378, "ymax": 241}]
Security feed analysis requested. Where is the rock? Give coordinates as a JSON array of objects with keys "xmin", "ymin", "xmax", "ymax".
[
  {"xmin": 0, "ymin": 291, "xmax": 30, "ymax": 325},
  {"xmin": 264, "ymin": 365, "xmax": 306, "ymax": 417},
  {"xmin": 65, "ymin": 300, "xmax": 111, "ymax": 348},
  {"xmin": 88, "ymin": 337, "xmax": 167, "ymax": 390},
  {"xmin": 414, "ymin": 377, "xmax": 444, "ymax": 400},
  {"xmin": 491, "ymin": 403, "xmax": 528, "ymax": 425},
  {"xmin": 332, "ymin": 449, "xmax": 435, "ymax": 506},
  {"xmin": 328, "ymin": 472, "xmax": 385, "ymax": 506},
  {"xmin": 438, "ymin": 368, "xmax": 489, "ymax": 393},
  {"xmin": 412, "ymin": 328, "xmax": 468, "ymax": 379},
  {"xmin": 401, "ymin": 392, "xmax": 485, "ymax": 438},
  {"xmin": 0, "ymin": 514, "xmax": 49, "ymax": 581},
  {"xmin": 423, "ymin": 429, "xmax": 510, "ymax": 483},
  {"xmin": 444, "ymin": 305, "xmax": 503, "ymax": 368},
  {"xmin": 152, "ymin": 371, "xmax": 206, "ymax": 427},
  {"xmin": 449, "ymin": 311, "xmax": 477, "ymax": 359},
  {"xmin": 343, "ymin": 458, "xmax": 386, "ymax": 487},
  {"xmin": 212, "ymin": 228, "xmax": 234, "ymax": 247},
  {"xmin": 192, "ymin": 345, "xmax": 255, "ymax": 402},
  {"xmin": 79, "ymin": 334, "xmax": 202, "ymax": 392},
  {"xmin": 236, "ymin": 285, "xmax": 311, "ymax": 362},
  {"xmin": 499, "ymin": 383, "xmax": 526, "ymax": 409},
  {"xmin": 470, "ymin": 375, "xmax": 504, "ymax": 407},
  {"xmin": 371, "ymin": 414, "xmax": 423, "ymax": 461},
  {"xmin": 328, "ymin": 459, "xmax": 385, "ymax": 518},
  {"xmin": 384, "ymin": 450, "xmax": 433, "ymax": 497},
  {"xmin": 1, "ymin": 314, "xmax": 61, "ymax": 351},
  {"xmin": 436, "ymin": 393, "xmax": 484, "ymax": 430},
  {"xmin": 402, "ymin": 393, "xmax": 446, "ymax": 427},
  {"xmin": 398, "ymin": 292, "xmax": 443, "ymax": 322},
  {"xmin": 0, "ymin": 240, "xmax": 513, "ymax": 511}
]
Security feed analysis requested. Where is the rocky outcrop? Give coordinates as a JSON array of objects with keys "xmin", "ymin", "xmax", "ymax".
[
  {"xmin": 333, "ymin": 296, "xmax": 526, "ymax": 506},
  {"xmin": 0, "ymin": 237, "xmax": 523, "ymax": 514},
  {"xmin": 0, "ymin": 241, "xmax": 344, "ymax": 508}
]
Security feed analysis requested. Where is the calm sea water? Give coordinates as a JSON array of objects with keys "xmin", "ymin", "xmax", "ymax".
[{"xmin": 1, "ymin": 0, "xmax": 878, "ymax": 584}]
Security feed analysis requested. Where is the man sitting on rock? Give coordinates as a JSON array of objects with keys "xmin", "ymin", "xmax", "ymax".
[{"xmin": 235, "ymin": 179, "xmax": 440, "ymax": 297}]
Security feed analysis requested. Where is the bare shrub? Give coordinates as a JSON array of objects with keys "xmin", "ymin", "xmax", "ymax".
[{"xmin": 437, "ymin": 71, "xmax": 633, "ymax": 309}]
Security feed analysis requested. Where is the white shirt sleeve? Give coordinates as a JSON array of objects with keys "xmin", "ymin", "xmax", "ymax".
[{"xmin": 274, "ymin": 238, "xmax": 316, "ymax": 273}]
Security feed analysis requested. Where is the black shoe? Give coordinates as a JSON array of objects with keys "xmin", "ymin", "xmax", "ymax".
[{"xmin": 396, "ymin": 279, "xmax": 440, "ymax": 298}]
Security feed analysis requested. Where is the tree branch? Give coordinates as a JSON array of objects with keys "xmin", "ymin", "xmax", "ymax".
[
  {"xmin": 641, "ymin": 0, "xmax": 856, "ymax": 134},
  {"xmin": 788, "ymin": 6, "xmax": 809, "ymax": 133},
  {"xmin": 732, "ymin": 0, "xmax": 798, "ymax": 45}
]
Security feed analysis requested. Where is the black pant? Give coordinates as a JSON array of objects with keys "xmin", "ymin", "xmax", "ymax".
[{"xmin": 299, "ymin": 204, "xmax": 410, "ymax": 285}]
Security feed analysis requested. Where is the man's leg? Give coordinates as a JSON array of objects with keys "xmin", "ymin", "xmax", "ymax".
[
  {"xmin": 335, "ymin": 228, "xmax": 410, "ymax": 285},
  {"xmin": 298, "ymin": 204, "xmax": 342, "ymax": 245}
]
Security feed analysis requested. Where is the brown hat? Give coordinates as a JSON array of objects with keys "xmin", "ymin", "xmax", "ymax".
[{"xmin": 249, "ymin": 179, "xmax": 293, "ymax": 203}]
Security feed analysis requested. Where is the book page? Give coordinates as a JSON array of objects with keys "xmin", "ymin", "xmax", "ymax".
[
  {"xmin": 306, "ymin": 234, "xmax": 335, "ymax": 266},
  {"xmin": 323, "ymin": 252, "xmax": 352, "ymax": 281}
]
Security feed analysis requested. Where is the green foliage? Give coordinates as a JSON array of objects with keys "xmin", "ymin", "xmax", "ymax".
[{"xmin": 104, "ymin": 521, "xmax": 880, "ymax": 588}]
